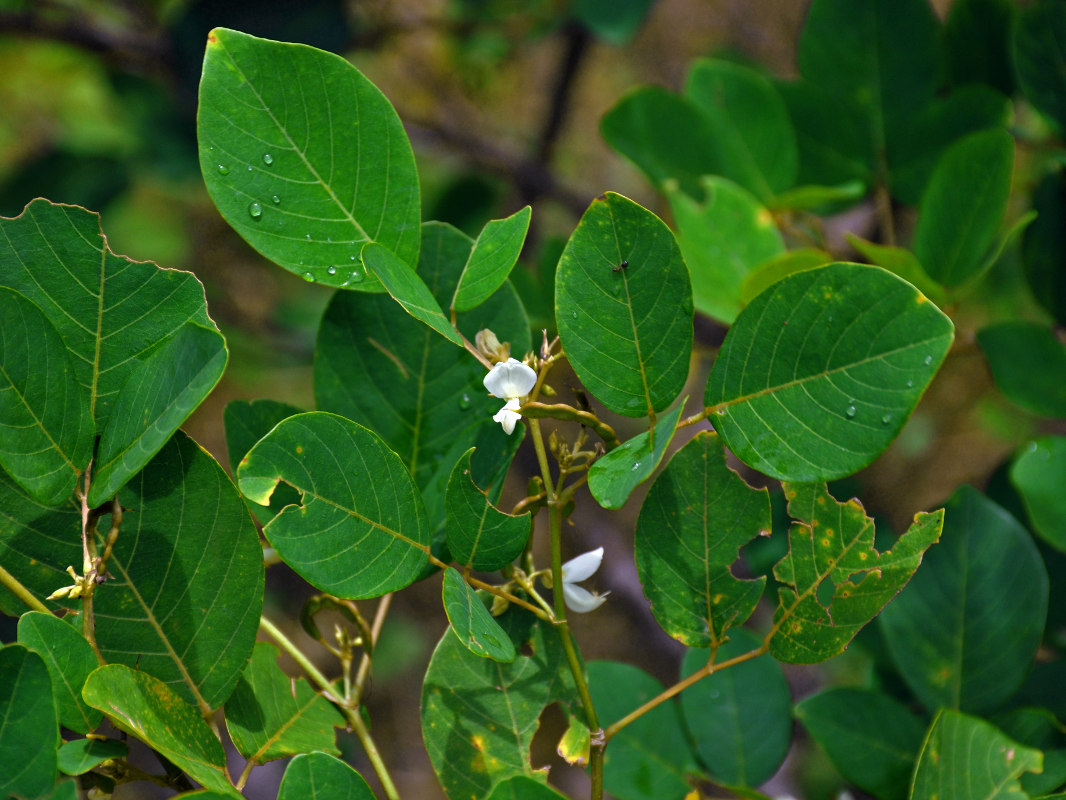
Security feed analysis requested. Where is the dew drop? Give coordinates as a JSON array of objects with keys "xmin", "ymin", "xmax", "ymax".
[
  {"xmin": 216, "ymin": 164, "xmax": 229, "ymax": 175},
  {"xmin": 349, "ymin": 254, "xmax": 357, "ymax": 261},
  {"xmin": 923, "ymin": 354, "xmax": 933, "ymax": 365},
  {"xmin": 571, "ymin": 311, "xmax": 577, "ymax": 319},
  {"xmin": 349, "ymin": 267, "xmax": 366, "ymax": 284},
  {"xmin": 631, "ymin": 461, "xmax": 642, "ymax": 471},
  {"xmin": 305, "ymin": 233, "xmax": 312, "ymax": 240},
  {"xmin": 881, "ymin": 413, "xmax": 892, "ymax": 425},
  {"xmin": 272, "ymin": 195, "xmax": 281, "ymax": 204},
  {"xmin": 248, "ymin": 201, "xmax": 262, "ymax": 219},
  {"xmin": 302, "ymin": 272, "xmax": 315, "ymax": 283},
  {"xmin": 458, "ymin": 393, "xmax": 472, "ymax": 411},
  {"xmin": 845, "ymin": 405, "xmax": 857, "ymax": 419},
  {"xmin": 327, "ymin": 266, "xmax": 337, "ymax": 275},
  {"xmin": 906, "ymin": 379, "xmax": 914, "ymax": 388},
  {"xmin": 262, "ymin": 153, "xmax": 274, "ymax": 166},
  {"xmin": 247, "ymin": 165, "xmax": 253, "ymax": 171}
]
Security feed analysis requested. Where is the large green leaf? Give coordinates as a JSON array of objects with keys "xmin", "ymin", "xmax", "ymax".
[
  {"xmin": 769, "ymin": 483, "xmax": 943, "ymax": 664},
  {"xmin": 978, "ymin": 322, "xmax": 1066, "ymax": 418},
  {"xmin": 796, "ymin": 688, "xmax": 926, "ymax": 800},
  {"xmin": 0, "ymin": 199, "xmax": 223, "ymax": 502},
  {"xmin": 666, "ymin": 176, "xmax": 784, "ymax": 325},
  {"xmin": 911, "ymin": 710, "xmax": 1041, "ymax": 800},
  {"xmin": 224, "ymin": 642, "xmax": 343, "ymax": 763},
  {"xmin": 705, "ymin": 263, "xmax": 954, "ymax": 482},
  {"xmin": 1011, "ymin": 436, "xmax": 1066, "ymax": 551},
  {"xmin": 1014, "ymin": 2, "xmax": 1066, "ymax": 132},
  {"xmin": 0, "ymin": 644, "xmax": 58, "ymax": 800},
  {"xmin": 82, "ymin": 665, "xmax": 239, "ymax": 797},
  {"xmin": 238, "ymin": 411, "xmax": 429, "ymax": 598},
  {"xmin": 277, "ymin": 753, "xmax": 375, "ymax": 800},
  {"xmin": 634, "ymin": 432, "xmax": 769, "ymax": 647},
  {"xmin": 0, "ymin": 287, "xmax": 92, "ymax": 505},
  {"xmin": 555, "ymin": 192, "xmax": 693, "ymax": 418},
  {"xmin": 442, "ymin": 568, "xmax": 516, "ymax": 662},
  {"xmin": 452, "ymin": 206, "xmax": 532, "ymax": 312},
  {"xmin": 878, "ymin": 486, "xmax": 1048, "ymax": 714},
  {"xmin": 17, "ymin": 611, "xmax": 101, "ymax": 734},
  {"xmin": 679, "ymin": 630, "xmax": 791, "ymax": 787},
  {"xmin": 588, "ymin": 660, "xmax": 697, "ymax": 800},
  {"xmin": 421, "ymin": 612, "xmax": 575, "ymax": 800},
  {"xmin": 684, "ymin": 58, "xmax": 798, "ymax": 201},
  {"xmin": 914, "ymin": 129, "xmax": 1014, "ymax": 289},
  {"xmin": 92, "ymin": 432, "xmax": 263, "ymax": 712},
  {"xmin": 445, "ymin": 449, "xmax": 530, "ymax": 572},
  {"xmin": 198, "ymin": 27, "xmax": 420, "ymax": 289}
]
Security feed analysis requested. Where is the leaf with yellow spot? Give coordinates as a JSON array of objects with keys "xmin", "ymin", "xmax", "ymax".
[{"xmin": 768, "ymin": 482, "xmax": 943, "ymax": 664}]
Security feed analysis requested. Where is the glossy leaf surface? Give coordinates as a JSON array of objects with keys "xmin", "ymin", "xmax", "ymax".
[
  {"xmin": 442, "ymin": 568, "xmax": 516, "ymax": 662},
  {"xmin": 878, "ymin": 486, "xmax": 1048, "ymax": 714},
  {"xmin": 1011, "ymin": 436, "xmax": 1066, "ymax": 551},
  {"xmin": 706, "ymin": 263, "xmax": 954, "ymax": 482},
  {"xmin": 453, "ymin": 206, "xmax": 531, "ymax": 312},
  {"xmin": 445, "ymin": 449, "xmax": 530, "ymax": 572},
  {"xmin": 239, "ymin": 412, "xmax": 429, "ymax": 598},
  {"xmin": 770, "ymin": 483, "xmax": 943, "ymax": 664},
  {"xmin": 225, "ymin": 642, "xmax": 343, "ymax": 762},
  {"xmin": 17, "ymin": 611, "xmax": 101, "ymax": 733},
  {"xmin": 634, "ymin": 432, "xmax": 770, "ymax": 647},
  {"xmin": 0, "ymin": 644, "xmax": 58, "ymax": 800},
  {"xmin": 198, "ymin": 27, "xmax": 420, "ymax": 289},
  {"xmin": 556, "ymin": 193, "xmax": 693, "ymax": 418},
  {"xmin": 278, "ymin": 753, "xmax": 375, "ymax": 800},
  {"xmin": 977, "ymin": 321, "xmax": 1066, "ymax": 418}
]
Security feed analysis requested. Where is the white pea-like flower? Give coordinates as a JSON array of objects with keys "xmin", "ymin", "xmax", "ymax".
[
  {"xmin": 561, "ymin": 547, "xmax": 609, "ymax": 613},
  {"xmin": 483, "ymin": 357, "xmax": 537, "ymax": 435}
]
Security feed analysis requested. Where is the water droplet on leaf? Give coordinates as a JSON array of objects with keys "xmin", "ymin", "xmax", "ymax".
[
  {"xmin": 631, "ymin": 461, "xmax": 642, "ymax": 471},
  {"xmin": 262, "ymin": 153, "xmax": 274, "ymax": 166},
  {"xmin": 305, "ymin": 233, "xmax": 312, "ymax": 240},
  {"xmin": 845, "ymin": 405, "xmax": 857, "ymax": 418},
  {"xmin": 303, "ymin": 272, "xmax": 314, "ymax": 282},
  {"xmin": 881, "ymin": 414, "xmax": 892, "ymax": 425},
  {"xmin": 350, "ymin": 267, "xmax": 365, "ymax": 284},
  {"xmin": 459, "ymin": 393, "xmax": 472, "ymax": 411},
  {"xmin": 217, "ymin": 164, "xmax": 229, "ymax": 175},
  {"xmin": 923, "ymin": 354, "xmax": 933, "ymax": 365},
  {"xmin": 906, "ymin": 379, "xmax": 914, "ymax": 388},
  {"xmin": 327, "ymin": 266, "xmax": 337, "ymax": 275},
  {"xmin": 247, "ymin": 165, "xmax": 253, "ymax": 171},
  {"xmin": 272, "ymin": 195, "xmax": 281, "ymax": 204}
]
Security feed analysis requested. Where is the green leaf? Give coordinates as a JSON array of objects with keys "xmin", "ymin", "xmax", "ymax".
[
  {"xmin": 555, "ymin": 192, "xmax": 693, "ymax": 418},
  {"xmin": 17, "ymin": 611, "xmax": 101, "ymax": 733},
  {"xmin": 994, "ymin": 708, "xmax": 1066, "ymax": 796},
  {"xmin": 198, "ymin": 27, "xmax": 420, "ymax": 289},
  {"xmin": 769, "ymin": 180, "xmax": 866, "ymax": 212},
  {"xmin": 421, "ymin": 612, "xmax": 575, "ymax": 800},
  {"xmin": 769, "ymin": 483, "xmax": 943, "ymax": 664},
  {"xmin": 445, "ymin": 449, "xmax": 530, "ymax": 572},
  {"xmin": 846, "ymin": 235, "xmax": 948, "ymax": 307},
  {"xmin": 442, "ymin": 568, "xmax": 516, "ymax": 662},
  {"xmin": 0, "ymin": 287, "xmax": 92, "ymax": 505},
  {"xmin": 739, "ymin": 248, "xmax": 832, "ymax": 306},
  {"xmin": 600, "ymin": 86, "xmax": 720, "ymax": 199},
  {"xmin": 224, "ymin": 642, "xmax": 343, "ymax": 762},
  {"xmin": 82, "ymin": 665, "xmax": 239, "ymax": 798},
  {"xmin": 89, "ymin": 323, "xmax": 227, "ymax": 506},
  {"xmin": 914, "ymin": 129, "xmax": 1013, "ymax": 290},
  {"xmin": 1014, "ymin": 2, "xmax": 1066, "ymax": 132},
  {"xmin": 588, "ymin": 660, "xmax": 698, "ymax": 800},
  {"xmin": 0, "ymin": 644, "xmax": 58, "ymax": 800},
  {"xmin": 485, "ymin": 776, "xmax": 568, "ymax": 800},
  {"xmin": 278, "ymin": 753, "xmax": 375, "ymax": 800},
  {"xmin": 684, "ymin": 59, "xmax": 797, "ymax": 201},
  {"xmin": 56, "ymin": 738, "xmax": 128, "ymax": 776},
  {"xmin": 587, "ymin": 402, "xmax": 684, "ymax": 510},
  {"xmin": 796, "ymin": 687, "xmax": 926, "ymax": 800},
  {"xmin": 572, "ymin": 0, "xmax": 654, "ymax": 46},
  {"xmin": 1011, "ymin": 436, "xmax": 1066, "ymax": 551},
  {"xmin": 911, "ymin": 710, "xmax": 1042, "ymax": 800},
  {"xmin": 238, "ymin": 411, "xmax": 429, "ymax": 598},
  {"xmin": 361, "ymin": 242, "xmax": 463, "ymax": 346},
  {"xmin": 978, "ymin": 321, "xmax": 1066, "ymax": 418},
  {"xmin": 634, "ymin": 432, "xmax": 769, "ymax": 647},
  {"xmin": 945, "ymin": 0, "xmax": 1016, "ymax": 95},
  {"xmin": 706, "ymin": 263, "xmax": 955, "ymax": 482},
  {"xmin": 666, "ymin": 176, "xmax": 784, "ymax": 325},
  {"xmin": 89, "ymin": 433, "xmax": 264, "ymax": 711},
  {"xmin": 1022, "ymin": 169, "xmax": 1066, "ymax": 324},
  {"xmin": 679, "ymin": 629, "xmax": 791, "ymax": 787},
  {"xmin": 879, "ymin": 486, "xmax": 1048, "ymax": 714},
  {"xmin": 223, "ymin": 398, "xmax": 305, "ymax": 522},
  {"xmin": 452, "ymin": 206, "xmax": 531, "ymax": 312}
]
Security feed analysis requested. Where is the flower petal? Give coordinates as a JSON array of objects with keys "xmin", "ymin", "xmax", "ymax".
[
  {"xmin": 561, "ymin": 547, "xmax": 604, "ymax": 583},
  {"xmin": 483, "ymin": 358, "xmax": 537, "ymax": 399},
  {"xmin": 563, "ymin": 583, "xmax": 609, "ymax": 613},
  {"xmin": 492, "ymin": 398, "xmax": 523, "ymax": 434}
]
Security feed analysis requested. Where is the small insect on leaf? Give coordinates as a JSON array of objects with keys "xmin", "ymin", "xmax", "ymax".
[{"xmin": 612, "ymin": 260, "xmax": 629, "ymax": 273}]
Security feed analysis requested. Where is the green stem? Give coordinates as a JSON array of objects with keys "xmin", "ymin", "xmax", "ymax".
[
  {"xmin": 0, "ymin": 564, "xmax": 52, "ymax": 614},
  {"xmin": 260, "ymin": 615, "xmax": 401, "ymax": 800}
]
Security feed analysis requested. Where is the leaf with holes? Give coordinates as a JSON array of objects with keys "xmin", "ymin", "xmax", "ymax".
[
  {"xmin": 445, "ymin": 449, "xmax": 529, "ymax": 572},
  {"xmin": 769, "ymin": 482, "xmax": 943, "ymax": 664},
  {"xmin": 452, "ymin": 206, "xmax": 532, "ymax": 313},
  {"xmin": 238, "ymin": 412, "xmax": 429, "ymax": 598},
  {"xmin": 224, "ymin": 398, "xmax": 305, "ymax": 523},
  {"xmin": 705, "ymin": 262, "xmax": 954, "ymax": 482},
  {"xmin": 17, "ymin": 612, "xmax": 101, "ymax": 734},
  {"xmin": 198, "ymin": 27, "xmax": 420, "ymax": 289},
  {"xmin": 441, "ymin": 568, "xmax": 516, "ymax": 662}
]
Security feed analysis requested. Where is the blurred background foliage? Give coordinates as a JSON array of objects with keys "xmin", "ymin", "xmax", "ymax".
[{"xmin": 1, "ymin": 1, "xmax": 1060, "ymax": 797}]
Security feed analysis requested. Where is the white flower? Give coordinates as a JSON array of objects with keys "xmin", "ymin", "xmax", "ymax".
[
  {"xmin": 483, "ymin": 357, "xmax": 537, "ymax": 434},
  {"xmin": 561, "ymin": 547, "xmax": 609, "ymax": 613}
]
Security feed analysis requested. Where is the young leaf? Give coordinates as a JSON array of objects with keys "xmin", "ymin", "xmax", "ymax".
[
  {"xmin": 978, "ymin": 321, "xmax": 1066, "ymax": 418},
  {"xmin": 666, "ymin": 176, "xmax": 784, "ymax": 325},
  {"xmin": 224, "ymin": 642, "xmax": 344, "ymax": 762},
  {"xmin": 706, "ymin": 262, "xmax": 954, "ymax": 482},
  {"xmin": 82, "ymin": 665, "xmax": 240, "ymax": 798},
  {"xmin": 878, "ymin": 486, "xmax": 1048, "ymax": 714},
  {"xmin": 445, "ymin": 449, "xmax": 530, "ymax": 572},
  {"xmin": 452, "ymin": 205, "xmax": 532, "ymax": 312},
  {"xmin": 0, "ymin": 287, "xmax": 93, "ymax": 506},
  {"xmin": 588, "ymin": 660, "xmax": 698, "ymax": 800},
  {"xmin": 56, "ymin": 739, "xmax": 128, "ymax": 776},
  {"xmin": 795, "ymin": 687, "xmax": 926, "ymax": 800},
  {"xmin": 198, "ymin": 27, "xmax": 420, "ymax": 289},
  {"xmin": 587, "ymin": 402, "xmax": 684, "ymax": 509},
  {"xmin": 238, "ymin": 412, "xmax": 429, "ymax": 598},
  {"xmin": 634, "ymin": 432, "xmax": 770, "ymax": 648},
  {"xmin": 0, "ymin": 644, "xmax": 59, "ymax": 800},
  {"xmin": 1014, "ymin": 2, "xmax": 1066, "ymax": 132},
  {"xmin": 911, "ymin": 710, "xmax": 1042, "ymax": 799},
  {"xmin": 1011, "ymin": 436, "xmax": 1066, "ymax": 551},
  {"xmin": 442, "ymin": 568, "xmax": 516, "ymax": 663},
  {"xmin": 679, "ymin": 630, "xmax": 792, "ymax": 787},
  {"xmin": 93, "ymin": 431, "xmax": 264, "ymax": 712},
  {"xmin": 556, "ymin": 193, "xmax": 693, "ymax": 418},
  {"xmin": 17, "ymin": 611, "xmax": 102, "ymax": 733},
  {"xmin": 769, "ymin": 483, "xmax": 944, "ymax": 664},
  {"xmin": 278, "ymin": 753, "xmax": 376, "ymax": 800}
]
